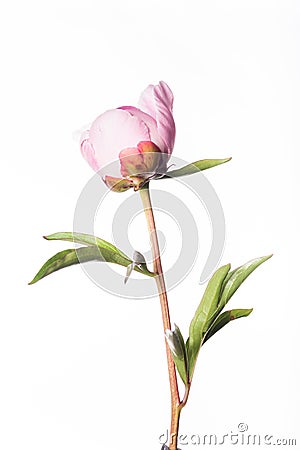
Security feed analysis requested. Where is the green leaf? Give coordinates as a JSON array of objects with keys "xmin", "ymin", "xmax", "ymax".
[
  {"xmin": 172, "ymin": 355, "xmax": 189, "ymax": 386},
  {"xmin": 29, "ymin": 247, "xmax": 104, "ymax": 285},
  {"xmin": 188, "ymin": 264, "xmax": 231, "ymax": 377},
  {"xmin": 186, "ymin": 254, "xmax": 272, "ymax": 379},
  {"xmin": 203, "ymin": 308, "xmax": 253, "ymax": 344},
  {"xmin": 44, "ymin": 232, "xmax": 154, "ymax": 278},
  {"xmin": 165, "ymin": 325, "xmax": 189, "ymax": 385},
  {"xmin": 218, "ymin": 255, "xmax": 273, "ymax": 311},
  {"xmin": 163, "ymin": 158, "xmax": 231, "ymax": 179},
  {"xmin": 44, "ymin": 232, "xmax": 129, "ymax": 259},
  {"xmin": 29, "ymin": 245, "xmax": 154, "ymax": 285}
]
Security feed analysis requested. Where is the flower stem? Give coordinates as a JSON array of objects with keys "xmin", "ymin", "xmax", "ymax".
[{"xmin": 139, "ymin": 183, "xmax": 180, "ymax": 450}]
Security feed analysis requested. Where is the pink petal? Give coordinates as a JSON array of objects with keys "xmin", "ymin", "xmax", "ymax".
[
  {"xmin": 138, "ymin": 81, "xmax": 176, "ymax": 154},
  {"xmin": 137, "ymin": 84, "xmax": 156, "ymax": 121},
  {"xmin": 85, "ymin": 108, "xmax": 151, "ymax": 177},
  {"xmin": 80, "ymin": 136, "xmax": 101, "ymax": 172},
  {"xmin": 119, "ymin": 106, "xmax": 166, "ymax": 154}
]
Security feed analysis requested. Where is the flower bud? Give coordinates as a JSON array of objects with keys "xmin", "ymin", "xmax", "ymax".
[{"xmin": 80, "ymin": 81, "xmax": 176, "ymax": 192}]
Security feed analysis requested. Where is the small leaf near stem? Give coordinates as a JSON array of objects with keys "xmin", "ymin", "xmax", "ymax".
[
  {"xmin": 165, "ymin": 324, "xmax": 189, "ymax": 386},
  {"xmin": 124, "ymin": 250, "xmax": 148, "ymax": 284}
]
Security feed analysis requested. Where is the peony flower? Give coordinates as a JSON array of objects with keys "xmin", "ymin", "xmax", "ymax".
[{"xmin": 80, "ymin": 81, "xmax": 175, "ymax": 191}]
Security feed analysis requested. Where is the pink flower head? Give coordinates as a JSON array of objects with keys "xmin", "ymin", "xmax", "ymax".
[{"xmin": 80, "ymin": 81, "xmax": 175, "ymax": 191}]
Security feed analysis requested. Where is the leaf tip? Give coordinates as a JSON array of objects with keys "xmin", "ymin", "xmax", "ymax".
[
  {"xmin": 225, "ymin": 262, "xmax": 231, "ymax": 272},
  {"xmin": 229, "ymin": 308, "xmax": 253, "ymax": 320},
  {"xmin": 259, "ymin": 254, "xmax": 273, "ymax": 264},
  {"xmin": 241, "ymin": 308, "xmax": 254, "ymax": 318}
]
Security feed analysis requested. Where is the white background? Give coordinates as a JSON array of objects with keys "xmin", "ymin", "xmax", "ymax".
[{"xmin": 0, "ymin": 1, "xmax": 299, "ymax": 449}]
